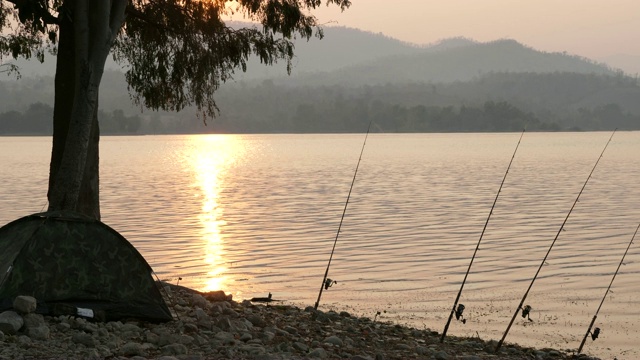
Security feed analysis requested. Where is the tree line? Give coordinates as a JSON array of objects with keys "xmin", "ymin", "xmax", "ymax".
[
  {"xmin": 3, "ymin": 69, "xmax": 638, "ymax": 135},
  {"xmin": 3, "ymin": 99, "xmax": 638, "ymax": 136},
  {"xmin": 0, "ymin": 103, "xmax": 141, "ymax": 135}
]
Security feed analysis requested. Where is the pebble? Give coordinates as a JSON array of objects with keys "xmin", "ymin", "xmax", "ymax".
[
  {"xmin": 0, "ymin": 311, "xmax": 23, "ymax": 334},
  {"xmin": 12, "ymin": 296, "xmax": 37, "ymax": 314},
  {"xmin": 324, "ymin": 334, "xmax": 343, "ymax": 346}
]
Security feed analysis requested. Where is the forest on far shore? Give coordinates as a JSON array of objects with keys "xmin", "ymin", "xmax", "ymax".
[{"xmin": 1, "ymin": 97, "xmax": 637, "ymax": 136}]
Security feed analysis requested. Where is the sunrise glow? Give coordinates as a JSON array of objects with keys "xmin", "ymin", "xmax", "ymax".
[{"xmin": 189, "ymin": 134, "xmax": 243, "ymax": 292}]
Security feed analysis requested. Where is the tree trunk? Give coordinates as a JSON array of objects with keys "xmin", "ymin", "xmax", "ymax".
[
  {"xmin": 48, "ymin": 0, "xmax": 101, "ymax": 219},
  {"xmin": 47, "ymin": 0, "xmax": 126, "ymax": 219}
]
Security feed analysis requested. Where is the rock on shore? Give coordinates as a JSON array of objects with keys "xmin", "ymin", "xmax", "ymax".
[{"xmin": 0, "ymin": 285, "xmax": 599, "ymax": 359}]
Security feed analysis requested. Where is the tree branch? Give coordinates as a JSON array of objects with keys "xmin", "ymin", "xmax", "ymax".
[
  {"xmin": 5, "ymin": 0, "xmax": 60, "ymax": 26},
  {"xmin": 109, "ymin": 0, "xmax": 127, "ymax": 43},
  {"xmin": 124, "ymin": 4, "xmax": 171, "ymax": 33}
]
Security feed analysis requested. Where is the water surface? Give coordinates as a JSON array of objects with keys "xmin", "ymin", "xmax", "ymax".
[{"xmin": 1, "ymin": 132, "xmax": 639, "ymax": 359}]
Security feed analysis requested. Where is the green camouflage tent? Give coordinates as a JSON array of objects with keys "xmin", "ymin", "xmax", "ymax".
[{"xmin": 0, "ymin": 211, "xmax": 172, "ymax": 322}]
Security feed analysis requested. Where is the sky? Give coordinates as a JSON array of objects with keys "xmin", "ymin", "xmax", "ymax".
[{"xmin": 309, "ymin": 0, "xmax": 640, "ymax": 73}]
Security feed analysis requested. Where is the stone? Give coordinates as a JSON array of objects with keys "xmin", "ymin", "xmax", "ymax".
[
  {"xmin": 56, "ymin": 322, "xmax": 71, "ymax": 332},
  {"xmin": 191, "ymin": 294, "xmax": 210, "ymax": 309},
  {"xmin": 26, "ymin": 326, "xmax": 50, "ymax": 340},
  {"xmin": 240, "ymin": 343, "xmax": 266, "ymax": 356},
  {"xmin": 177, "ymin": 334, "xmax": 194, "ymax": 345},
  {"xmin": 195, "ymin": 307, "xmax": 209, "ymax": 320},
  {"xmin": 72, "ymin": 332, "xmax": 97, "ymax": 348},
  {"xmin": 119, "ymin": 342, "xmax": 145, "ymax": 356},
  {"xmin": 458, "ymin": 356, "xmax": 481, "ymax": 360},
  {"xmin": 293, "ymin": 341, "xmax": 309, "ymax": 352},
  {"xmin": 17, "ymin": 335, "xmax": 32, "ymax": 346},
  {"xmin": 228, "ymin": 318, "xmax": 251, "ymax": 333},
  {"xmin": 120, "ymin": 323, "xmax": 142, "ymax": 333},
  {"xmin": 309, "ymin": 347, "xmax": 328, "ymax": 358},
  {"xmin": 247, "ymin": 314, "xmax": 267, "ymax": 327},
  {"xmin": 284, "ymin": 325, "xmax": 298, "ymax": 334},
  {"xmin": 97, "ymin": 328, "xmax": 109, "ymax": 338},
  {"xmin": 260, "ymin": 330, "xmax": 276, "ymax": 342},
  {"xmin": 157, "ymin": 333, "xmax": 182, "ymax": 347},
  {"xmin": 214, "ymin": 331, "xmax": 235, "ymax": 345},
  {"xmin": 0, "ymin": 310, "xmax": 24, "ymax": 334},
  {"xmin": 323, "ymin": 335, "xmax": 343, "ymax": 347},
  {"xmin": 548, "ymin": 350, "xmax": 562, "ymax": 357},
  {"xmin": 161, "ymin": 343, "xmax": 188, "ymax": 356},
  {"xmin": 203, "ymin": 290, "xmax": 230, "ymax": 302},
  {"xmin": 82, "ymin": 322, "xmax": 99, "ymax": 333},
  {"xmin": 22, "ymin": 313, "xmax": 45, "ymax": 329},
  {"xmin": 184, "ymin": 322, "xmax": 199, "ymax": 333},
  {"xmin": 95, "ymin": 345, "xmax": 113, "ymax": 358},
  {"xmin": 12, "ymin": 296, "xmax": 37, "ymax": 314},
  {"xmin": 178, "ymin": 356, "xmax": 205, "ymax": 360}
]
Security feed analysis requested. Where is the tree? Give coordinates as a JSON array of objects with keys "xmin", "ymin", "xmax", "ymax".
[{"xmin": 0, "ymin": 0, "xmax": 350, "ymax": 219}]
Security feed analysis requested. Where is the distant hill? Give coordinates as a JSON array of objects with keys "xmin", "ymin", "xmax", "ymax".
[
  {"xmin": 1, "ymin": 24, "xmax": 424, "ymax": 80},
  {"xmin": 222, "ymin": 24, "xmax": 426, "ymax": 81},
  {"xmin": 274, "ymin": 38, "xmax": 622, "ymax": 86},
  {"xmin": 3, "ymin": 25, "xmax": 625, "ymax": 84}
]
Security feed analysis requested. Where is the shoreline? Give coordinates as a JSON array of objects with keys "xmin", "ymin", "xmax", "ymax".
[{"xmin": 1, "ymin": 283, "xmax": 598, "ymax": 359}]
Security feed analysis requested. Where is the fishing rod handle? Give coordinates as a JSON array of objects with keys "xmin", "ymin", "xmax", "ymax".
[
  {"xmin": 495, "ymin": 298, "xmax": 526, "ymax": 352},
  {"xmin": 440, "ymin": 306, "xmax": 457, "ymax": 342},
  {"xmin": 577, "ymin": 315, "xmax": 597, "ymax": 354}
]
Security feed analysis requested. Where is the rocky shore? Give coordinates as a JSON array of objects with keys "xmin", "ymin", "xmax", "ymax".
[{"xmin": 0, "ymin": 284, "xmax": 599, "ymax": 360}]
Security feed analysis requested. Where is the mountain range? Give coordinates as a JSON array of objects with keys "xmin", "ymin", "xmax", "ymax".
[
  {"xmin": 1, "ymin": 24, "xmax": 630, "ymax": 84},
  {"xmin": 1, "ymin": 25, "xmax": 638, "ymax": 134}
]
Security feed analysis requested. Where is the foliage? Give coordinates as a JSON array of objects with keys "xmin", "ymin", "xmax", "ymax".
[
  {"xmin": 0, "ymin": 1, "xmax": 54, "ymax": 63},
  {"xmin": 0, "ymin": 0, "xmax": 351, "ymax": 119}
]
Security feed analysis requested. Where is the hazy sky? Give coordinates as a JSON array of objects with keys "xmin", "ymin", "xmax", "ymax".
[{"xmin": 310, "ymin": 0, "xmax": 640, "ymax": 61}]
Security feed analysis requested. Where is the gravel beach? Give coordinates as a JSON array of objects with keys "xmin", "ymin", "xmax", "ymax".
[{"xmin": 0, "ymin": 283, "xmax": 599, "ymax": 360}]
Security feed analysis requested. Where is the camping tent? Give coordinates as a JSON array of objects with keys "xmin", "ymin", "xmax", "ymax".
[{"xmin": 0, "ymin": 211, "xmax": 172, "ymax": 322}]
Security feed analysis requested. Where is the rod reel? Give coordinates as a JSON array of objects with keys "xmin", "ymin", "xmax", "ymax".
[
  {"xmin": 521, "ymin": 305, "xmax": 533, "ymax": 322},
  {"xmin": 454, "ymin": 304, "xmax": 467, "ymax": 324},
  {"xmin": 590, "ymin": 327, "xmax": 600, "ymax": 341},
  {"xmin": 324, "ymin": 278, "xmax": 337, "ymax": 290}
]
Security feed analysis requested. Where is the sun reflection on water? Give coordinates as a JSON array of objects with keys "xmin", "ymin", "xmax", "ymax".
[{"xmin": 188, "ymin": 134, "xmax": 244, "ymax": 293}]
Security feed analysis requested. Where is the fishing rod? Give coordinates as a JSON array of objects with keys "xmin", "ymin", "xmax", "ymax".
[
  {"xmin": 314, "ymin": 121, "xmax": 373, "ymax": 310},
  {"xmin": 495, "ymin": 129, "xmax": 616, "ymax": 353},
  {"xmin": 440, "ymin": 129, "xmax": 526, "ymax": 342},
  {"xmin": 577, "ymin": 222, "xmax": 640, "ymax": 354}
]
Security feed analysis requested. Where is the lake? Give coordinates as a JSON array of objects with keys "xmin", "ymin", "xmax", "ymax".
[{"xmin": 1, "ymin": 132, "xmax": 639, "ymax": 359}]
